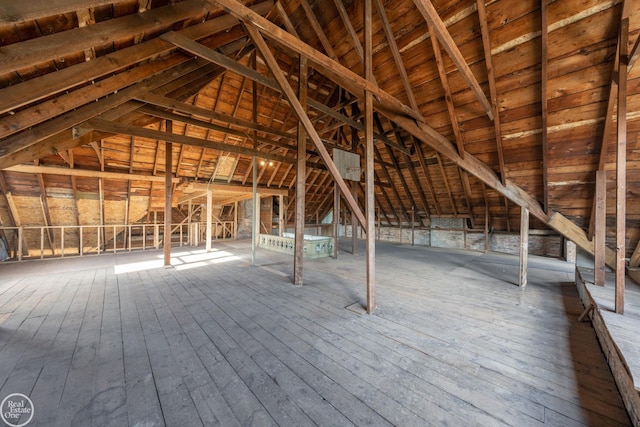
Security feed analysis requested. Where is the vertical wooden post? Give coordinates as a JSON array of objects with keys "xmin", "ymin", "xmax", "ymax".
[
  {"xmin": 484, "ymin": 196, "xmax": 490, "ymax": 252},
  {"xmin": 188, "ymin": 199, "xmax": 192, "ymax": 246},
  {"xmin": 61, "ymin": 227, "xmax": 65, "ymax": 257},
  {"xmin": 99, "ymin": 178, "xmax": 106, "ymax": 251},
  {"xmin": 251, "ymin": 51, "xmax": 259, "ymax": 266},
  {"xmin": 351, "ymin": 181, "xmax": 357, "ymax": 254},
  {"xmin": 615, "ymin": 17, "xmax": 629, "ymax": 313},
  {"xmin": 255, "ymin": 193, "xmax": 261, "ymax": 237},
  {"xmin": 252, "ymin": 160, "xmax": 258, "ymax": 265},
  {"xmin": 234, "ymin": 200, "xmax": 238, "ymax": 240},
  {"xmin": 519, "ymin": 207, "xmax": 529, "ymax": 288},
  {"xmin": 206, "ymin": 189, "xmax": 212, "ymax": 252},
  {"xmin": 294, "ymin": 55, "xmax": 308, "ymax": 286},
  {"xmin": 279, "ymin": 194, "xmax": 285, "ymax": 236},
  {"xmin": 163, "ymin": 120, "xmax": 172, "ymax": 267},
  {"xmin": 18, "ymin": 226, "xmax": 23, "ymax": 261},
  {"xmin": 594, "ymin": 170, "xmax": 606, "ymax": 286},
  {"xmin": 153, "ymin": 211, "xmax": 158, "ymax": 249},
  {"xmin": 411, "ymin": 206, "xmax": 415, "ymax": 246},
  {"xmin": 364, "ymin": 0, "xmax": 376, "ymax": 313},
  {"xmin": 540, "ymin": 0, "xmax": 549, "ymax": 213},
  {"xmin": 333, "ymin": 182, "xmax": 340, "ymax": 259},
  {"xmin": 40, "ymin": 228, "xmax": 44, "ymax": 259}
]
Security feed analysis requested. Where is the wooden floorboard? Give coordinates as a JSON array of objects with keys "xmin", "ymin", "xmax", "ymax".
[
  {"xmin": 0, "ymin": 240, "xmax": 632, "ymax": 426},
  {"xmin": 577, "ymin": 268, "xmax": 640, "ymax": 425}
]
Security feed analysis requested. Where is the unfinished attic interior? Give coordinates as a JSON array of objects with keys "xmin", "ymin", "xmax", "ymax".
[{"xmin": 0, "ymin": 0, "xmax": 639, "ymax": 425}]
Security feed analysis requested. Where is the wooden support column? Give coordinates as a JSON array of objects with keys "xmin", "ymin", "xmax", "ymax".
[
  {"xmin": 187, "ymin": 199, "xmax": 193, "ymax": 246},
  {"xmin": 351, "ymin": 107, "xmax": 359, "ymax": 255},
  {"xmin": 251, "ymin": 52, "xmax": 259, "ymax": 267},
  {"xmin": 279, "ymin": 194, "xmax": 285, "ymax": 236},
  {"xmin": 351, "ymin": 181, "xmax": 358, "ymax": 254},
  {"xmin": 594, "ymin": 170, "xmax": 606, "ymax": 286},
  {"xmin": 364, "ymin": 0, "xmax": 376, "ymax": 313},
  {"xmin": 411, "ymin": 206, "xmax": 415, "ymax": 246},
  {"xmin": 163, "ymin": 120, "xmax": 173, "ymax": 267},
  {"xmin": 615, "ymin": 17, "xmax": 629, "ymax": 314},
  {"xmin": 294, "ymin": 55, "xmax": 308, "ymax": 286},
  {"xmin": 540, "ymin": 0, "xmax": 550, "ymax": 212},
  {"xmin": 252, "ymin": 158, "xmax": 258, "ymax": 266},
  {"xmin": 333, "ymin": 181, "xmax": 340, "ymax": 259},
  {"xmin": 5, "ymin": 192, "xmax": 27, "ymax": 259},
  {"xmin": 519, "ymin": 207, "xmax": 529, "ymax": 288},
  {"xmin": 34, "ymin": 165, "xmax": 55, "ymax": 254},
  {"xmin": 483, "ymin": 183, "xmax": 490, "ymax": 253},
  {"xmin": 206, "ymin": 189, "xmax": 212, "ymax": 252}
]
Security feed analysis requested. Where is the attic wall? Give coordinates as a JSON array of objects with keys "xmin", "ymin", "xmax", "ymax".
[{"xmin": 342, "ymin": 223, "xmax": 562, "ymax": 258}]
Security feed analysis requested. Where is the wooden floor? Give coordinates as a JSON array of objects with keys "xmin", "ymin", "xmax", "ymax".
[
  {"xmin": 0, "ymin": 240, "xmax": 631, "ymax": 426},
  {"xmin": 576, "ymin": 267, "xmax": 640, "ymax": 424}
]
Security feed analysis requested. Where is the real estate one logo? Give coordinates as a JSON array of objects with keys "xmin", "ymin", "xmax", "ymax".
[{"xmin": 1, "ymin": 394, "xmax": 34, "ymax": 427}]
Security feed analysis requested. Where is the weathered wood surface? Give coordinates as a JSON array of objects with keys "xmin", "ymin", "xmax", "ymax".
[
  {"xmin": 576, "ymin": 267, "xmax": 640, "ymax": 426},
  {"xmin": 0, "ymin": 241, "xmax": 631, "ymax": 426}
]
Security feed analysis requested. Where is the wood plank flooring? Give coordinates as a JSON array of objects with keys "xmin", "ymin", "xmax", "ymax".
[
  {"xmin": 0, "ymin": 240, "xmax": 632, "ymax": 426},
  {"xmin": 576, "ymin": 267, "xmax": 640, "ymax": 425}
]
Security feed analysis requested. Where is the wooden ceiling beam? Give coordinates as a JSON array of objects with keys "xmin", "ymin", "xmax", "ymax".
[
  {"xmin": 138, "ymin": 107, "xmax": 319, "ymax": 163},
  {"xmin": 0, "ymin": 2, "xmax": 272, "ymax": 115},
  {"xmin": 629, "ymin": 34, "xmax": 640, "ymax": 72},
  {"xmin": 0, "ymin": 53, "xmax": 191, "ymax": 141},
  {"xmin": 6, "ymin": 164, "xmax": 289, "ymax": 198},
  {"xmin": 459, "ymin": 171, "xmax": 474, "ymax": 228},
  {"xmin": 211, "ymin": 0, "xmax": 422, "ymax": 124},
  {"xmin": 196, "ymin": 71, "xmax": 227, "ymax": 180},
  {"xmin": 375, "ymin": 122, "xmax": 422, "ymax": 224},
  {"xmin": 373, "ymin": 144, "xmax": 407, "ymax": 225},
  {"xmin": 411, "ymin": 0, "xmax": 493, "ymax": 120},
  {"xmin": 245, "ymin": 23, "xmax": 367, "ymax": 227},
  {"xmin": 429, "ymin": 28, "xmax": 465, "ymax": 159},
  {"xmin": 82, "ymin": 118, "xmax": 297, "ymax": 166},
  {"xmin": 274, "ymin": 1, "xmax": 300, "ymax": 37},
  {"xmin": 0, "ymin": 58, "xmax": 212, "ymax": 167},
  {"xmin": 393, "ymin": 110, "xmax": 618, "ymax": 268},
  {"xmin": 0, "ymin": 0, "xmax": 221, "ymax": 76},
  {"xmin": 476, "ymin": 0, "xmax": 506, "ymax": 185},
  {"xmin": 8, "ymin": 164, "xmax": 183, "ymax": 184},
  {"xmin": 0, "ymin": 0, "xmax": 115, "ymax": 23},
  {"xmin": 299, "ymin": 0, "xmax": 338, "ymax": 60},
  {"xmin": 435, "ymin": 153, "xmax": 457, "ymax": 216},
  {"xmin": 414, "ymin": 140, "xmax": 442, "ymax": 215},
  {"xmin": 374, "ymin": 0, "xmax": 416, "ymax": 112},
  {"xmin": 160, "ymin": 31, "xmax": 410, "ymax": 155},
  {"xmin": 332, "ymin": 0, "xmax": 363, "ymax": 60},
  {"xmin": 136, "ymin": 93, "xmax": 295, "ymax": 140},
  {"xmin": 394, "ymin": 132, "xmax": 431, "ymax": 219},
  {"xmin": 1, "ymin": 59, "xmax": 227, "ymax": 170}
]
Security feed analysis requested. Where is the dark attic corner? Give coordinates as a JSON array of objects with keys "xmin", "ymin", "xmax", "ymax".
[{"xmin": 0, "ymin": 0, "xmax": 639, "ymax": 425}]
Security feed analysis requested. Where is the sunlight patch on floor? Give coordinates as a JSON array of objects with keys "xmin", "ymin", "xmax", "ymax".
[{"xmin": 114, "ymin": 248, "xmax": 241, "ymax": 274}]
